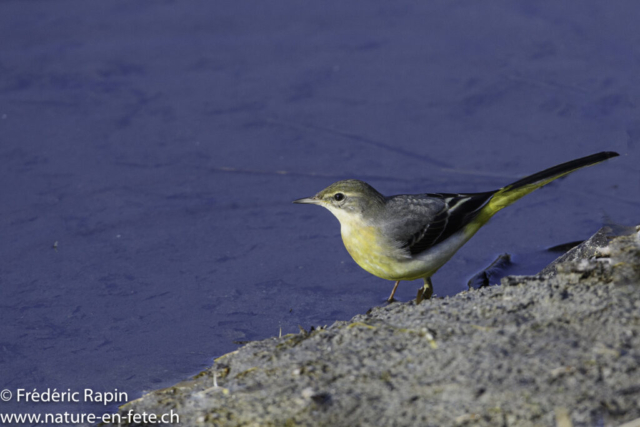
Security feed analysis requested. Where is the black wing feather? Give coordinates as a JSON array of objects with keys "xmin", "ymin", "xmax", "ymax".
[{"xmin": 407, "ymin": 191, "xmax": 495, "ymax": 255}]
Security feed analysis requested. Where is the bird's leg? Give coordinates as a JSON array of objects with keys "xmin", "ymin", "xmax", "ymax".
[
  {"xmin": 387, "ymin": 280, "xmax": 401, "ymax": 303},
  {"xmin": 416, "ymin": 277, "xmax": 433, "ymax": 304}
]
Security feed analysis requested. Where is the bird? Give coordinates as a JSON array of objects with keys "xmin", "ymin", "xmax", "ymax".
[{"xmin": 293, "ymin": 151, "xmax": 619, "ymax": 304}]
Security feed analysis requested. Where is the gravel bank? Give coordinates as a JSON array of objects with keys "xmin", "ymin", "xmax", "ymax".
[{"xmin": 106, "ymin": 226, "xmax": 640, "ymax": 427}]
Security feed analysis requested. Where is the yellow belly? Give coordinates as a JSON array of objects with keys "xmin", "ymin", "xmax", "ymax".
[
  {"xmin": 341, "ymin": 225, "xmax": 422, "ymax": 281},
  {"xmin": 340, "ymin": 223, "xmax": 476, "ymax": 282}
]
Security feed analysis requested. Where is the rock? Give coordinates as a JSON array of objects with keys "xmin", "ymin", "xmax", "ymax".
[{"xmin": 105, "ymin": 226, "xmax": 640, "ymax": 427}]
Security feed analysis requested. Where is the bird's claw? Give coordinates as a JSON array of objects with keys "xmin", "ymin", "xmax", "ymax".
[{"xmin": 416, "ymin": 281, "xmax": 433, "ymax": 305}]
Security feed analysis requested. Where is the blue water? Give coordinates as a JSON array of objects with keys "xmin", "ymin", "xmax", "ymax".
[{"xmin": 1, "ymin": 0, "xmax": 639, "ymax": 422}]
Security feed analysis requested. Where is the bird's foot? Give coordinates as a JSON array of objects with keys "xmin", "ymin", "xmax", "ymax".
[
  {"xmin": 386, "ymin": 280, "xmax": 401, "ymax": 304},
  {"xmin": 416, "ymin": 279, "xmax": 434, "ymax": 304}
]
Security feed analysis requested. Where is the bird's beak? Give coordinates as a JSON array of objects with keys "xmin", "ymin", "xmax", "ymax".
[{"xmin": 293, "ymin": 196, "xmax": 320, "ymax": 205}]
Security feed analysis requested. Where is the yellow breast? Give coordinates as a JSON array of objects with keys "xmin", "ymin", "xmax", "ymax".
[{"xmin": 340, "ymin": 223, "xmax": 407, "ymax": 281}]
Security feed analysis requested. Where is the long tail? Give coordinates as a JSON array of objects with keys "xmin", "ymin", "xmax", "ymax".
[
  {"xmin": 487, "ymin": 151, "xmax": 619, "ymax": 213},
  {"xmin": 466, "ymin": 151, "xmax": 619, "ymax": 235}
]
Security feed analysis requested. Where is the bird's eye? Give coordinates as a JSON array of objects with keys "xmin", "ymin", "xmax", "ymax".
[{"xmin": 333, "ymin": 193, "xmax": 345, "ymax": 202}]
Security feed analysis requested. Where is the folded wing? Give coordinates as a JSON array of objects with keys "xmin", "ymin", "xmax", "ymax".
[{"xmin": 383, "ymin": 192, "xmax": 495, "ymax": 256}]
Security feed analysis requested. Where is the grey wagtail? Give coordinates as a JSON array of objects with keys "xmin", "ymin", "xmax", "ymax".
[{"xmin": 294, "ymin": 151, "xmax": 619, "ymax": 303}]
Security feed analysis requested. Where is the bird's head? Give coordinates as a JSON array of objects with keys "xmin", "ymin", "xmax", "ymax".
[{"xmin": 293, "ymin": 179, "xmax": 386, "ymax": 225}]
